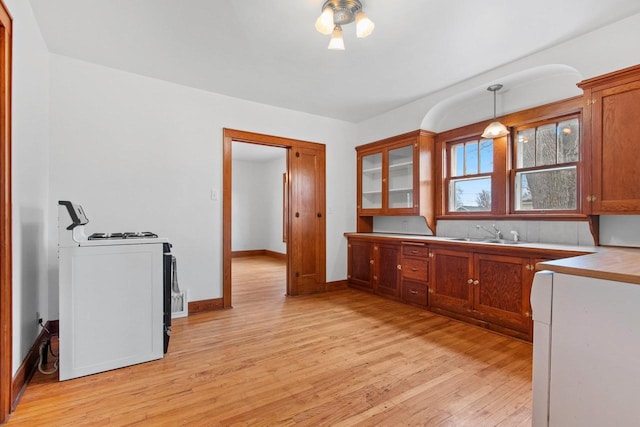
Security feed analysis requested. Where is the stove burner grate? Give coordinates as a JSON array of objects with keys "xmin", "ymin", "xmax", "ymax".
[{"xmin": 88, "ymin": 232, "xmax": 158, "ymax": 240}]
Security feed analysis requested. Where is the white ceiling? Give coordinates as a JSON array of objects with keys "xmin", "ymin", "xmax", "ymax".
[{"xmin": 29, "ymin": 0, "xmax": 640, "ymax": 123}]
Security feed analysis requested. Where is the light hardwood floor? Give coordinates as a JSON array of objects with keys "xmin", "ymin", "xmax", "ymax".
[{"xmin": 8, "ymin": 256, "xmax": 533, "ymax": 426}]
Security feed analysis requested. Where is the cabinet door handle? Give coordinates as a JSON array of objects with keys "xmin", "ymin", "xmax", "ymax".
[
  {"xmin": 473, "ymin": 280, "xmax": 479, "ymax": 285},
  {"xmin": 295, "ymin": 212, "xmax": 300, "ymax": 218},
  {"xmin": 317, "ymin": 212, "xmax": 322, "ymax": 218},
  {"xmin": 467, "ymin": 279, "xmax": 474, "ymax": 284},
  {"xmin": 370, "ymin": 259, "xmax": 374, "ymax": 264},
  {"xmin": 525, "ymin": 311, "xmax": 532, "ymax": 318},
  {"xmin": 428, "ymin": 252, "xmax": 434, "ymax": 258},
  {"xmin": 397, "ymin": 264, "xmax": 402, "ymax": 270}
]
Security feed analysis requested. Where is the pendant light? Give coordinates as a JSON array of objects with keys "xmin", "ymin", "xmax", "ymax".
[{"xmin": 481, "ymin": 84, "xmax": 509, "ymax": 139}]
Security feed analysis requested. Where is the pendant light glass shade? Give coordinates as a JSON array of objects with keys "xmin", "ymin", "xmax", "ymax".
[
  {"xmin": 328, "ymin": 25, "xmax": 345, "ymax": 50},
  {"xmin": 481, "ymin": 84, "xmax": 509, "ymax": 138},
  {"xmin": 481, "ymin": 121, "xmax": 510, "ymax": 138},
  {"xmin": 355, "ymin": 11, "xmax": 374, "ymax": 38},
  {"xmin": 315, "ymin": 7, "xmax": 334, "ymax": 35}
]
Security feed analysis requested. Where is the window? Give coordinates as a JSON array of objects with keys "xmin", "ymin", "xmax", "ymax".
[
  {"xmin": 513, "ymin": 117, "xmax": 580, "ymax": 212},
  {"xmin": 447, "ymin": 138, "xmax": 494, "ymax": 212}
]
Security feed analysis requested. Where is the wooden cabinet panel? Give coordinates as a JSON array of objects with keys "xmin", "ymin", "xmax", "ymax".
[
  {"xmin": 374, "ymin": 243, "xmax": 401, "ymax": 298},
  {"xmin": 402, "ymin": 245, "xmax": 429, "ymax": 258},
  {"xmin": 402, "ymin": 258, "xmax": 429, "ymax": 282},
  {"xmin": 474, "ymin": 253, "xmax": 531, "ymax": 333},
  {"xmin": 402, "ymin": 281, "xmax": 428, "ymax": 307},
  {"xmin": 347, "ymin": 239, "xmax": 374, "ymax": 290},
  {"xmin": 579, "ymin": 65, "xmax": 640, "ymax": 213},
  {"xmin": 431, "ymin": 249, "xmax": 473, "ymax": 313}
]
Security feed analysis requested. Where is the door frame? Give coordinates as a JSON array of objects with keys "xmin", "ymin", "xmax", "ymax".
[
  {"xmin": 0, "ymin": 1, "xmax": 12, "ymax": 422},
  {"xmin": 222, "ymin": 128, "xmax": 326, "ymax": 307}
]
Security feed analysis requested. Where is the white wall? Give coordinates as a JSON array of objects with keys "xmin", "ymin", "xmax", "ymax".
[
  {"xmin": 232, "ymin": 153, "xmax": 286, "ymax": 254},
  {"xmin": 6, "ymin": 0, "xmax": 51, "ymax": 373},
  {"xmin": 47, "ymin": 55, "xmax": 356, "ymax": 315}
]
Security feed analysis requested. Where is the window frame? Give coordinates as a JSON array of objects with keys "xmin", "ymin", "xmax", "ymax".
[
  {"xmin": 434, "ymin": 96, "xmax": 585, "ymax": 221},
  {"xmin": 444, "ymin": 134, "xmax": 508, "ymax": 216},
  {"xmin": 510, "ymin": 113, "xmax": 582, "ymax": 215}
]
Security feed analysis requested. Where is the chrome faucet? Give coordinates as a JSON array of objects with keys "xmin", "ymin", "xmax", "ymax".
[{"xmin": 477, "ymin": 224, "xmax": 502, "ymax": 240}]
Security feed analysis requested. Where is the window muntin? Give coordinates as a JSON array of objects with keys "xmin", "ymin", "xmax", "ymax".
[
  {"xmin": 514, "ymin": 117, "xmax": 580, "ymax": 212},
  {"xmin": 448, "ymin": 138, "xmax": 493, "ymax": 212}
]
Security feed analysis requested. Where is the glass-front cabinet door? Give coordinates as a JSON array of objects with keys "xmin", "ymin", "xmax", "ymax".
[
  {"xmin": 388, "ymin": 145, "xmax": 414, "ymax": 209},
  {"xmin": 358, "ymin": 140, "xmax": 418, "ymax": 215},
  {"xmin": 361, "ymin": 152, "xmax": 383, "ymax": 210}
]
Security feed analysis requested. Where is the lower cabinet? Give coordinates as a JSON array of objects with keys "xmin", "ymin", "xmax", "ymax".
[
  {"xmin": 430, "ymin": 246, "xmax": 536, "ymax": 340},
  {"xmin": 374, "ymin": 242, "xmax": 401, "ymax": 298},
  {"xmin": 347, "ymin": 238, "xmax": 374, "ymax": 291},
  {"xmin": 346, "ymin": 236, "xmax": 581, "ymax": 342},
  {"xmin": 347, "ymin": 238, "xmax": 401, "ymax": 298},
  {"xmin": 400, "ymin": 242, "xmax": 430, "ymax": 307}
]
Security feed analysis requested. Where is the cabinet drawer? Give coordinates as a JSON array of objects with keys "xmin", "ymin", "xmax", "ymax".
[
  {"xmin": 402, "ymin": 258, "xmax": 429, "ymax": 282},
  {"xmin": 402, "ymin": 281, "xmax": 428, "ymax": 306},
  {"xmin": 402, "ymin": 245, "xmax": 429, "ymax": 258}
]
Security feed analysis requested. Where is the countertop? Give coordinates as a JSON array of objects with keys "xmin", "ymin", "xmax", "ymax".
[
  {"xmin": 344, "ymin": 232, "xmax": 597, "ymax": 254},
  {"xmin": 537, "ymin": 249, "xmax": 640, "ymax": 285}
]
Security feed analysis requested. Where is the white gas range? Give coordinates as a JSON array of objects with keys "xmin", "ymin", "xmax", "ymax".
[{"xmin": 57, "ymin": 201, "xmax": 174, "ymax": 380}]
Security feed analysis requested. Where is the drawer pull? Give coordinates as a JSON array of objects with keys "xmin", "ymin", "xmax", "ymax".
[
  {"xmin": 411, "ymin": 267, "xmax": 418, "ymax": 271},
  {"xmin": 409, "ymin": 289, "xmax": 418, "ymax": 294}
]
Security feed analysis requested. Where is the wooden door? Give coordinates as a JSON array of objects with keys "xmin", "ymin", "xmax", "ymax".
[
  {"xmin": 430, "ymin": 248, "xmax": 473, "ymax": 313},
  {"xmin": 473, "ymin": 253, "xmax": 530, "ymax": 334},
  {"xmin": 374, "ymin": 242, "xmax": 400, "ymax": 298},
  {"xmin": 347, "ymin": 239, "xmax": 374, "ymax": 290},
  {"xmin": 288, "ymin": 145, "xmax": 326, "ymax": 295},
  {"xmin": 0, "ymin": 3, "xmax": 11, "ymax": 421},
  {"xmin": 590, "ymin": 80, "xmax": 640, "ymax": 213}
]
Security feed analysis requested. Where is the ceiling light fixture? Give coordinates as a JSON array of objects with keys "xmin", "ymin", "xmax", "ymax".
[
  {"xmin": 315, "ymin": 0, "xmax": 374, "ymax": 50},
  {"xmin": 481, "ymin": 84, "xmax": 510, "ymax": 139}
]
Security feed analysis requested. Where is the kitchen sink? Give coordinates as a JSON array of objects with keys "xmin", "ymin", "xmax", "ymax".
[{"xmin": 448, "ymin": 237, "xmax": 520, "ymax": 245}]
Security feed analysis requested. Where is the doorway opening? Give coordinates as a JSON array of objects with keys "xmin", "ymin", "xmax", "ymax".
[
  {"xmin": 222, "ymin": 129, "xmax": 326, "ymax": 309},
  {"xmin": 231, "ymin": 142, "xmax": 287, "ymax": 306}
]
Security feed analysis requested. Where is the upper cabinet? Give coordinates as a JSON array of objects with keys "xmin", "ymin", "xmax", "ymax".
[
  {"xmin": 579, "ymin": 64, "xmax": 640, "ymax": 214},
  {"xmin": 356, "ymin": 130, "xmax": 436, "ymax": 233}
]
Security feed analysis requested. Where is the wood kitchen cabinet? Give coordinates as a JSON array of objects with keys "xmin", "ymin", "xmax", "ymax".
[
  {"xmin": 356, "ymin": 130, "xmax": 436, "ymax": 233},
  {"xmin": 374, "ymin": 242, "xmax": 401, "ymax": 299},
  {"xmin": 430, "ymin": 246, "xmax": 535, "ymax": 340},
  {"xmin": 579, "ymin": 64, "xmax": 640, "ymax": 213},
  {"xmin": 347, "ymin": 238, "xmax": 374, "ymax": 291},
  {"xmin": 347, "ymin": 237, "xmax": 401, "ymax": 298},
  {"xmin": 400, "ymin": 242, "xmax": 430, "ymax": 307},
  {"xmin": 346, "ymin": 234, "xmax": 587, "ymax": 342}
]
